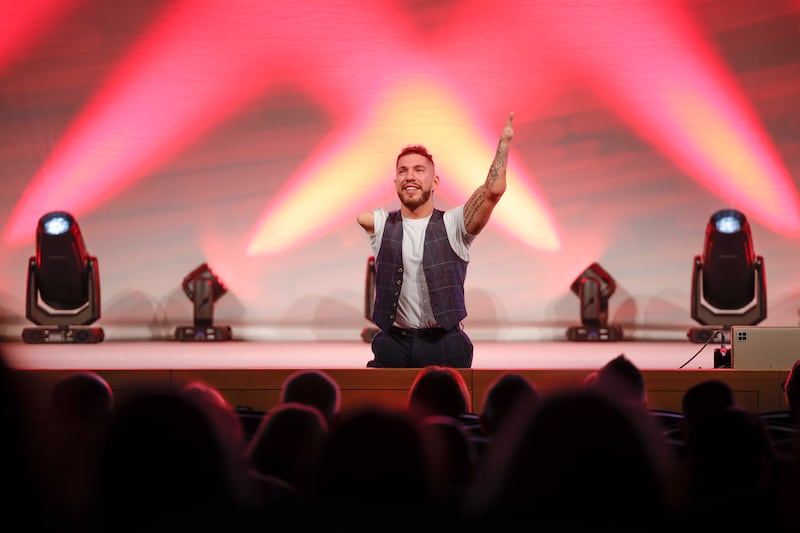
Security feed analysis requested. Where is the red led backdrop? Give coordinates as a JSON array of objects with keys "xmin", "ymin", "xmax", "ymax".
[{"xmin": 1, "ymin": 0, "xmax": 799, "ymax": 341}]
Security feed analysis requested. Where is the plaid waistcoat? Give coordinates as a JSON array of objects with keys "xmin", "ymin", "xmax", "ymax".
[{"xmin": 372, "ymin": 209, "xmax": 468, "ymax": 331}]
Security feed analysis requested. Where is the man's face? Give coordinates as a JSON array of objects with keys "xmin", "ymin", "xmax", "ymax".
[{"xmin": 395, "ymin": 153, "xmax": 437, "ymax": 209}]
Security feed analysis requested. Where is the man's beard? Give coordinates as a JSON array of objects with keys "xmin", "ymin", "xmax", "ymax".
[{"xmin": 399, "ymin": 188, "xmax": 431, "ymax": 209}]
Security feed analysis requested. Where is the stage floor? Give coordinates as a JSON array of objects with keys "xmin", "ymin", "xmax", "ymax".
[{"xmin": 2, "ymin": 339, "xmax": 720, "ymax": 371}]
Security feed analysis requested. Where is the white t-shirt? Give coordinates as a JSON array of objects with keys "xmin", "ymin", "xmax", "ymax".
[{"xmin": 367, "ymin": 206, "xmax": 475, "ymax": 329}]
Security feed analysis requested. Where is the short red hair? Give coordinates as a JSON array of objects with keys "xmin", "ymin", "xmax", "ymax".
[{"xmin": 396, "ymin": 144, "xmax": 434, "ymax": 167}]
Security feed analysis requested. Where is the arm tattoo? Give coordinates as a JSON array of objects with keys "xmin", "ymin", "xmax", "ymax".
[
  {"xmin": 464, "ymin": 189, "xmax": 485, "ymax": 228},
  {"xmin": 485, "ymin": 142, "xmax": 509, "ymax": 190},
  {"xmin": 490, "ymin": 142, "xmax": 509, "ymax": 180},
  {"xmin": 464, "ymin": 139, "xmax": 509, "ymax": 228}
]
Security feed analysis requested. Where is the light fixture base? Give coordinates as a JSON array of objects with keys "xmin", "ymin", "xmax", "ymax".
[
  {"xmin": 22, "ymin": 326, "xmax": 104, "ymax": 344},
  {"xmin": 687, "ymin": 326, "xmax": 730, "ymax": 344},
  {"xmin": 174, "ymin": 325, "xmax": 233, "ymax": 342},
  {"xmin": 566, "ymin": 325, "xmax": 623, "ymax": 342}
]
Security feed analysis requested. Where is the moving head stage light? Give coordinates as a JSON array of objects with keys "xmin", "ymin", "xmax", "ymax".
[
  {"xmin": 566, "ymin": 262, "xmax": 622, "ymax": 342},
  {"xmin": 22, "ymin": 211, "xmax": 104, "ymax": 344},
  {"xmin": 688, "ymin": 208, "xmax": 766, "ymax": 344},
  {"xmin": 174, "ymin": 263, "xmax": 232, "ymax": 342}
]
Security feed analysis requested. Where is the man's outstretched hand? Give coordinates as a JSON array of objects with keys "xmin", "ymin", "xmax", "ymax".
[{"xmin": 501, "ymin": 112, "xmax": 514, "ymax": 143}]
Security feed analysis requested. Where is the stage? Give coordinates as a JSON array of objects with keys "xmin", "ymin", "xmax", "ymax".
[
  {"xmin": 3, "ymin": 338, "xmax": 728, "ymax": 370},
  {"xmin": 2, "ymin": 338, "xmax": 790, "ymax": 417}
]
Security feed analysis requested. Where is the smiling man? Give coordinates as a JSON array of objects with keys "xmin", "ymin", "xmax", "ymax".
[{"xmin": 357, "ymin": 112, "xmax": 514, "ymax": 368}]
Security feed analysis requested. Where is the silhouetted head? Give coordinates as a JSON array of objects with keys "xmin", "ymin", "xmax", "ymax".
[
  {"xmin": 245, "ymin": 401, "xmax": 328, "ymax": 488},
  {"xmin": 594, "ymin": 353, "xmax": 646, "ymax": 406},
  {"xmin": 682, "ymin": 379, "xmax": 736, "ymax": 430},
  {"xmin": 280, "ymin": 369, "xmax": 341, "ymax": 423},
  {"xmin": 784, "ymin": 360, "xmax": 800, "ymax": 415},
  {"xmin": 480, "ymin": 372, "xmax": 539, "ymax": 436},
  {"xmin": 49, "ymin": 371, "xmax": 113, "ymax": 423},
  {"xmin": 408, "ymin": 365, "xmax": 471, "ymax": 419}
]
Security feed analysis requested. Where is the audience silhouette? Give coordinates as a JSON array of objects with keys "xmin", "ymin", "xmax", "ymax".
[
  {"xmin": 766, "ymin": 361, "xmax": 800, "ymax": 453},
  {"xmin": 0, "ymin": 344, "xmax": 56, "ymax": 531},
  {"xmin": 244, "ymin": 401, "xmax": 328, "ymax": 507},
  {"xmin": 420, "ymin": 414, "xmax": 480, "ymax": 513},
  {"xmin": 407, "ymin": 364, "xmax": 485, "ymax": 455},
  {"xmin": 6, "ymin": 346, "xmax": 800, "ymax": 532},
  {"xmin": 180, "ymin": 380, "xmax": 258, "ymax": 504},
  {"xmin": 280, "ymin": 369, "xmax": 342, "ymax": 424},
  {"xmin": 781, "ymin": 359, "xmax": 800, "ymax": 422},
  {"xmin": 35, "ymin": 371, "xmax": 113, "ymax": 532},
  {"xmin": 682, "ymin": 406, "xmax": 783, "ymax": 528},
  {"xmin": 465, "ymin": 386, "xmax": 681, "ymax": 530},
  {"xmin": 304, "ymin": 403, "xmax": 441, "ymax": 531},
  {"xmin": 408, "ymin": 365, "xmax": 472, "ymax": 419},
  {"xmin": 592, "ymin": 352, "xmax": 647, "ymax": 408},
  {"xmin": 681, "ymin": 378, "xmax": 736, "ymax": 435},
  {"xmin": 86, "ymin": 384, "xmax": 258, "ymax": 532},
  {"xmin": 478, "ymin": 371, "xmax": 539, "ymax": 440}
]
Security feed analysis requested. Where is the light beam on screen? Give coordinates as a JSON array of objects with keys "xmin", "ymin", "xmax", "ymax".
[
  {"xmin": 3, "ymin": 0, "xmax": 402, "ymax": 247},
  {"xmin": 5, "ymin": 0, "xmax": 561, "ymax": 252},
  {"xmin": 543, "ymin": 1, "xmax": 800, "ymax": 236},
  {"xmin": 0, "ymin": 0, "xmax": 77, "ymax": 72},
  {"xmin": 16, "ymin": 0, "xmax": 791, "ymax": 255},
  {"xmin": 245, "ymin": 79, "xmax": 560, "ymax": 255}
]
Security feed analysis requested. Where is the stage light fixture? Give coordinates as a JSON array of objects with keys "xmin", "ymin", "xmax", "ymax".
[
  {"xmin": 22, "ymin": 211, "xmax": 104, "ymax": 343},
  {"xmin": 174, "ymin": 263, "xmax": 232, "ymax": 342},
  {"xmin": 360, "ymin": 255, "xmax": 379, "ymax": 343},
  {"xmin": 688, "ymin": 208, "xmax": 766, "ymax": 344},
  {"xmin": 566, "ymin": 262, "xmax": 622, "ymax": 342}
]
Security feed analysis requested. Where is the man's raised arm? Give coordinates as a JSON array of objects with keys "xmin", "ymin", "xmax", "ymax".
[{"xmin": 463, "ymin": 112, "xmax": 514, "ymax": 235}]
